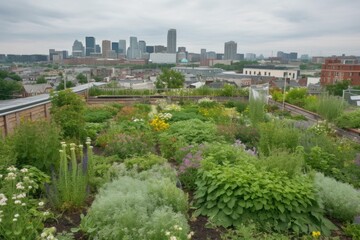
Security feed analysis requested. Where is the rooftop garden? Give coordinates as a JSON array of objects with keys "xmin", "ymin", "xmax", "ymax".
[{"xmin": 0, "ymin": 89, "xmax": 360, "ymax": 239}]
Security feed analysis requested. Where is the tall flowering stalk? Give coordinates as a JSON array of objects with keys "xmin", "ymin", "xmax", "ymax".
[{"xmin": 47, "ymin": 140, "xmax": 94, "ymax": 210}]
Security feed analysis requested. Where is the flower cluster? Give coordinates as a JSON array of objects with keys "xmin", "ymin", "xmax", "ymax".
[
  {"xmin": 198, "ymin": 97, "xmax": 213, "ymax": 104},
  {"xmin": 150, "ymin": 116, "xmax": 170, "ymax": 131},
  {"xmin": 311, "ymin": 231, "xmax": 321, "ymax": 238},
  {"xmin": 40, "ymin": 227, "xmax": 58, "ymax": 240},
  {"xmin": 164, "ymin": 225, "xmax": 194, "ymax": 240},
  {"xmin": 158, "ymin": 112, "xmax": 173, "ymax": 121},
  {"xmin": 155, "ymin": 100, "xmax": 181, "ymax": 112},
  {"xmin": 233, "ymin": 139, "xmax": 257, "ymax": 156},
  {"xmin": 178, "ymin": 145, "xmax": 204, "ymax": 174},
  {"xmin": 0, "ymin": 165, "xmax": 52, "ymax": 239},
  {"xmin": 309, "ymin": 120, "xmax": 335, "ymax": 136}
]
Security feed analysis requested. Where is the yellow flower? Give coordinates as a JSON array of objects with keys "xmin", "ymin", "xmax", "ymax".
[{"xmin": 311, "ymin": 231, "xmax": 321, "ymax": 238}]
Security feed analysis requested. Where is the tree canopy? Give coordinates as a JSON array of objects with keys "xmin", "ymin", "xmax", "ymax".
[
  {"xmin": 76, "ymin": 73, "xmax": 88, "ymax": 84},
  {"xmin": 0, "ymin": 70, "xmax": 23, "ymax": 99},
  {"xmin": 155, "ymin": 69, "xmax": 185, "ymax": 89},
  {"xmin": 36, "ymin": 75, "xmax": 47, "ymax": 84}
]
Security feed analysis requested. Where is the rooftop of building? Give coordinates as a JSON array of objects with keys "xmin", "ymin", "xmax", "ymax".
[{"xmin": 244, "ymin": 65, "xmax": 298, "ymax": 70}]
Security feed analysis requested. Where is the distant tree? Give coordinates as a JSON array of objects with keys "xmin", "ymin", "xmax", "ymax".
[
  {"xmin": 155, "ymin": 69, "xmax": 185, "ymax": 89},
  {"xmin": 0, "ymin": 70, "xmax": 22, "ymax": 81},
  {"xmin": 326, "ymin": 80, "xmax": 350, "ymax": 96},
  {"xmin": 56, "ymin": 80, "xmax": 75, "ymax": 91},
  {"xmin": 93, "ymin": 76, "xmax": 102, "ymax": 82},
  {"xmin": 36, "ymin": 75, "xmax": 47, "ymax": 84},
  {"xmin": 76, "ymin": 73, "xmax": 88, "ymax": 84},
  {"xmin": 0, "ymin": 79, "xmax": 23, "ymax": 100}
]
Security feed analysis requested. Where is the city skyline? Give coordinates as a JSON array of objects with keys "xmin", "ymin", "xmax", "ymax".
[{"xmin": 0, "ymin": 0, "xmax": 359, "ymax": 56}]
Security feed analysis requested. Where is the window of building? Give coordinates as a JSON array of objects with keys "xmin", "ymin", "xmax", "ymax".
[{"xmin": 249, "ymin": 71, "xmax": 251, "ymax": 75}]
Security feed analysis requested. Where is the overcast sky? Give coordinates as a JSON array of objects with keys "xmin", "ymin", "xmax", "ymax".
[{"xmin": 1, "ymin": 0, "xmax": 359, "ymax": 57}]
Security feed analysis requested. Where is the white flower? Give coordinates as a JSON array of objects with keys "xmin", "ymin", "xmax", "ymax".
[
  {"xmin": 23, "ymin": 176, "xmax": 30, "ymax": 182},
  {"xmin": 0, "ymin": 194, "xmax": 8, "ymax": 206},
  {"xmin": 170, "ymin": 236, "xmax": 177, "ymax": 240},
  {"xmin": 0, "ymin": 218, "xmax": 2, "ymax": 223},
  {"xmin": 5, "ymin": 172, "xmax": 16, "ymax": 180},
  {"xmin": 21, "ymin": 203, "xmax": 26, "ymax": 206},
  {"xmin": 178, "ymin": 227, "xmax": 182, "ymax": 231},
  {"xmin": 13, "ymin": 218, "xmax": 17, "ymax": 222},
  {"xmin": 7, "ymin": 166, "xmax": 17, "ymax": 172},
  {"xmin": 43, "ymin": 211, "xmax": 50, "ymax": 216},
  {"xmin": 41, "ymin": 232, "xmax": 47, "ymax": 238},
  {"xmin": 17, "ymin": 193, "xmax": 26, "ymax": 199},
  {"xmin": 20, "ymin": 168, "xmax": 28, "ymax": 173},
  {"xmin": 28, "ymin": 186, "xmax": 33, "ymax": 189},
  {"xmin": 14, "ymin": 214, "xmax": 19, "ymax": 218},
  {"xmin": 165, "ymin": 231, "xmax": 171, "ymax": 236},
  {"xmin": 0, "ymin": 174, "xmax": 3, "ymax": 178},
  {"xmin": 16, "ymin": 182, "xmax": 25, "ymax": 190},
  {"xmin": 14, "ymin": 200, "xmax": 22, "ymax": 205},
  {"xmin": 187, "ymin": 231, "xmax": 195, "ymax": 239},
  {"xmin": 38, "ymin": 201, "xmax": 44, "ymax": 206}
]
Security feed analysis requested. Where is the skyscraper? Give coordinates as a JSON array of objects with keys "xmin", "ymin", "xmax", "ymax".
[
  {"xmin": 167, "ymin": 29, "xmax": 176, "ymax": 53},
  {"xmin": 102, "ymin": 40, "xmax": 111, "ymax": 58},
  {"xmin": 119, "ymin": 40, "xmax": 126, "ymax": 54},
  {"xmin": 138, "ymin": 40, "xmax": 146, "ymax": 55},
  {"xmin": 85, "ymin": 37, "xmax": 95, "ymax": 56},
  {"xmin": 95, "ymin": 44, "xmax": 101, "ymax": 53},
  {"xmin": 112, "ymin": 42, "xmax": 119, "ymax": 53},
  {"xmin": 224, "ymin": 41, "xmax": 237, "ymax": 60},
  {"xmin": 127, "ymin": 36, "xmax": 141, "ymax": 59},
  {"xmin": 72, "ymin": 40, "xmax": 84, "ymax": 57}
]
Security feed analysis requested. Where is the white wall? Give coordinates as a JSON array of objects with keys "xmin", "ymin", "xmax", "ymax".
[
  {"xmin": 243, "ymin": 68, "xmax": 299, "ymax": 80},
  {"xmin": 149, "ymin": 53, "xmax": 176, "ymax": 64}
]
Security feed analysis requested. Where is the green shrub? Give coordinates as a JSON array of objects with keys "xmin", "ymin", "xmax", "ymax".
[
  {"xmin": 0, "ymin": 137, "xmax": 16, "ymax": 166},
  {"xmin": 233, "ymin": 124, "xmax": 259, "ymax": 148},
  {"xmin": 335, "ymin": 110, "xmax": 360, "ymax": 129},
  {"xmin": 315, "ymin": 172, "xmax": 360, "ymax": 222},
  {"xmin": 10, "ymin": 120, "xmax": 61, "ymax": 172},
  {"xmin": 81, "ymin": 168, "xmax": 189, "ymax": 240},
  {"xmin": 50, "ymin": 89, "xmax": 86, "ymax": 141},
  {"xmin": 343, "ymin": 223, "xmax": 360, "ymax": 239},
  {"xmin": 256, "ymin": 148, "xmax": 304, "ymax": 178},
  {"xmin": 160, "ymin": 119, "xmax": 218, "ymax": 144},
  {"xmin": 194, "ymin": 162, "xmax": 335, "ymax": 235},
  {"xmin": 104, "ymin": 132, "xmax": 155, "ymax": 159},
  {"xmin": 258, "ymin": 120, "xmax": 300, "ymax": 156},
  {"xmin": 124, "ymin": 153, "xmax": 167, "ymax": 171},
  {"xmin": 223, "ymin": 101, "xmax": 248, "ymax": 113},
  {"xmin": 285, "ymin": 88, "xmax": 308, "ymax": 107},
  {"xmin": 84, "ymin": 122, "xmax": 107, "ymax": 140},
  {"xmin": 168, "ymin": 110, "xmax": 207, "ymax": 122},
  {"xmin": 84, "ymin": 108, "xmax": 115, "ymax": 123}
]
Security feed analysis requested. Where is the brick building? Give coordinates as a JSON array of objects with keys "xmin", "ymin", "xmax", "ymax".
[{"xmin": 320, "ymin": 58, "xmax": 360, "ymax": 86}]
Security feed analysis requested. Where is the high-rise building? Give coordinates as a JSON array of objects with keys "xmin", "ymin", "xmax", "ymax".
[
  {"xmin": 119, "ymin": 40, "xmax": 126, "ymax": 54},
  {"xmin": 85, "ymin": 37, "xmax": 96, "ymax": 56},
  {"xmin": 146, "ymin": 46, "xmax": 154, "ymax": 53},
  {"xmin": 102, "ymin": 40, "xmax": 111, "ymax": 58},
  {"xmin": 246, "ymin": 53, "xmax": 256, "ymax": 61},
  {"xmin": 154, "ymin": 45, "xmax": 166, "ymax": 53},
  {"xmin": 224, "ymin": 41, "xmax": 237, "ymax": 60},
  {"xmin": 96, "ymin": 44, "xmax": 101, "ymax": 53},
  {"xmin": 112, "ymin": 42, "xmax": 119, "ymax": 54},
  {"xmin": 127, "ymin": 36, "xmax": 141, "ymax": 59},
  {"xmin": 167, "ymin": 29, "xmax": 177, "ymax": 53},
  {"xmin": 139, "ymin": 40, "xmax": 146, "ymax": 55},
  {"xmin": 200, "ymin": 49, "xmax": 207, "ymax": 61},
  {"xmin": 72, "ymin": 40, "xmax": 85, "ymax": 57}
]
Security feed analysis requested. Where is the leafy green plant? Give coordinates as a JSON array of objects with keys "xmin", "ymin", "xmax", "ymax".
[
  {"xmin": 0, "ymin": 137, "xmax": 16, "ymax": 166},
  {"xmin": 9, "ymin": 119, "xmax": 61, "ymax": 172},
  {"xmin": 124, "ymin": 153, "xmax": 167, "ymax": 171},
  {"xmin": 50, "ymin": 89, "xmax": 86, "ymax": 141},
  {"xmin": 335, "ymin": 109, "xmax": 360, "ymax": 129},
  {"xmin": 285, "ymin": 88, "xmax": 308, "ymax": 107},
  {"xmin": 0, "ymin": 166, "xmax": 52, "ymax": 240},
  {"xmin": 194, "ymin": 162, "xmax": 335, "ymax": 235},
  {"xmin": 84, "ymin": 106, "xmax": 117, "ymax": 123},
  {"xmin": 104, "ymin": 132, "xmax": 155, "ymax": 159},
  {"xmin": 315, "ymin": 172, "xmax": 360, "ymax": 222},
  {"xmin": 81, "ymin": 166, "xmax": 189, "ymax": 240},
  {"xmin": 47, "ymin": 141, "xmax": 93, "ymax": 210},
  {"xmin": 256, "ymin": 148, "xmax": 304, "ymax": 178},
  {"xmin": 343, "ymin": 223, "xmax": 360, "ymax": 239}
]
